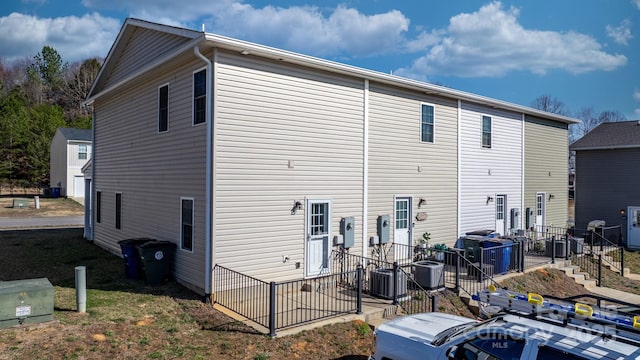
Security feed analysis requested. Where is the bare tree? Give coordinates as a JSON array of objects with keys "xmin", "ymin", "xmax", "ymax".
[
  {"xmin": 61, "ymin": 58, "xmax": 101, "ymax": 120},
  {"xmin": 531, "ymin": 95, "xmax": 570, "ymax": 116}
]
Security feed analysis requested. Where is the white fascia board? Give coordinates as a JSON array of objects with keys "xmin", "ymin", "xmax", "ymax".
[{"xmin": 83, "ymin": 35, "xmax": 205, "ymax": 106}]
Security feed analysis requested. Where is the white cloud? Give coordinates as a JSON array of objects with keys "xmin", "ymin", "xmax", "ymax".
[
  {"xmin": 0, "ymin": 12, "xmax": 121, "ymax": 62},
  {"xmin": 606, "ymin": 19, "xmax": 632, "ymax": 45},
  {"xmin": 634, "ymin": 0, "xmax": 640, "ymax": 10},
  {"xmin": 634, "ymin": 90, "xmax": 640, "ymax": 101},
  {"xmin": 396, "ymin": 1, "xmax": 628, "ymax": 79},
  {"xmin": 80, "ymin": 0, "xmax": 411, "ymax": 58}
]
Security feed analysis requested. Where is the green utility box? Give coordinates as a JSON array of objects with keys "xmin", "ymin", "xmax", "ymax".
[
  {"xmin": 0, "ymin": 278, "xmax": 54, "ymax": 328},
  {"xmin": 12, "ymin": 198, "xmax": 29, "ymax": 209}
]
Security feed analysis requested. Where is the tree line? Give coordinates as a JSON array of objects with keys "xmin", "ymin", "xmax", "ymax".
[{"xmin": 0, "ymin": 46, "xmax": 100, "ymax": 189}]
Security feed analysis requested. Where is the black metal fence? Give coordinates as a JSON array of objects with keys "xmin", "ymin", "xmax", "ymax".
[
  {"xmin": 211, "ymin": 225, "xmax": 625, "ymax": 336},
  {"xmin": 213, "ymin": 264, "xmax": 363, "ymax": 336}
]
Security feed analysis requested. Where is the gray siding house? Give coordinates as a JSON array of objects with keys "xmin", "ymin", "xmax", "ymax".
[
  {"xmin": 84, "ymin": 18, "xmax": 576, "ymax": 297},
  {"xmin": 570, "ymin": 121, "xmax": 640, "ymax": 248}
]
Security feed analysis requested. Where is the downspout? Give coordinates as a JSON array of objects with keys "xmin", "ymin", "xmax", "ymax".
[
  {"xmin": 89, "ymin": 107, "xmax": 95, "ymax": 240},
  {"xmin": 362, "ymin": 79, "xmax": 369, "ymax": 260},
  {"xmin": 457, "ymin": 100, "xmax": 462, "ymax": 237},
  {"xmin": 194, "ymin": 44, "xmax": 214, "ymax": 301},
  {"xmin": 521, "ymin": 114, "xmax": 525, "ymax": 230}
]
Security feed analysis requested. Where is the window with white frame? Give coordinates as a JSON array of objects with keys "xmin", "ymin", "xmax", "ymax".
[
  {"xmin": 158, "ymin": 84, "xmax": 169, "ymax": 132},
  {"xmin": 421, "ymin": 103, "xmax": 434, "ymax": 143},
  {"xmin": 193, "ymin": 69, "xmax": 206, "ymax": 125},
  {"xmin": 482, "ymin": 115, "xmax": 492, "ymax": 148},
  {"xmin": 78, "ymin": 144, "xmax": 87, "ymax": 160},
  {"xmin": 181, "ymin": 198, "xmax": 194, "ymax": 251}
]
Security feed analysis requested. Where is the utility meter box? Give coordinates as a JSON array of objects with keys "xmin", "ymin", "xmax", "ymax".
[
  {"xmin": 0, "ymin": 278, "xmax": 54, "ymax": 328},
  {"xmin": 340, "ymin": 216, "xmax": 355, "ymax": 249},
  {"xmin": 525, "ymin": 208, "xmax": 534, "ymax": 229},
  {"xmin": 510, "ymin": 208, "xmax": 520, "ymax": 231},
  {"xmin": 377, "ymin": 215, "xmax": 391, "ymax": 244}
]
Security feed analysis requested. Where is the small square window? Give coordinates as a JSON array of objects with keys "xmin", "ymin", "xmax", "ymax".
[{"xmin": 78, "ymin": 144, "xmax": 87, "ymax": 160}]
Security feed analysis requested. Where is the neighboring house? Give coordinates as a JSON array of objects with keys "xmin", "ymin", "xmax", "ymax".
[
  {"xmin": 569, "ymin": 121, "xmax": 640, "ymax": 248},
  {"xmin": 49, "ymin": 127, "xmax": 92, "ymax": 197},
  {"xmin": 83, "ymin": 19, "xmax": 577, "ymax": 297}
]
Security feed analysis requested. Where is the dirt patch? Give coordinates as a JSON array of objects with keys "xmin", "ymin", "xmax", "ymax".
[{"xmin": 0, "ymin": 197, "xmax": 83, "ymax": 218}]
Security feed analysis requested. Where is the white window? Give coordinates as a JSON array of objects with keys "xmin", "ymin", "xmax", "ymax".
[
  {"xmin": 193, "ymin": 69, "xmax": 206, "ymax": 125},
  {"xmin": 78, "ymin": 144, "xmax": 87, "ymax": 160},
  {"xmin": 421, "ymin": 103, "xmax": 434, "ymax": 143},
  {"xmin": 482, "ymin": 115, "xmax": 492, "ymax": 148}
]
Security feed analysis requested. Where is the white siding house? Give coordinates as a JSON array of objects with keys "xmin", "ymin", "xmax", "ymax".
[
  {"xmin": 50, "ymin": 128, "xmax": 92, "ymax": 198},
  {"xmin": 84, "ymin": 19, "xmax": 577, "ymax": 297}
]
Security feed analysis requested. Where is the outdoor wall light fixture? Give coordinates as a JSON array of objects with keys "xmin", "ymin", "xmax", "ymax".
[
  {"xmin": 548, "ymin": 194, "xmax": 555, "ymax": 201},
  {"xmin": 621, "ymin": 209, "xmax": 626, "ymax": 216},
  {"xmin": 418, "ymin": 198, "xmax": 427, "ymax": 208},
  {"xmin": 291, "ymin": 201, "xmax": 303, "ymax": 215},
  {"xmin": 486, "ymin": 196, "xmax": 494, "ymax": 204}
]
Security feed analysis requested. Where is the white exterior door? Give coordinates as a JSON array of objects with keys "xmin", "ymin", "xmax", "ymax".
[
  {"xmin": 535, "ymin": 192, "xmax": 546, "ymax": 229},
  {"xmin": 73, "ymin": 176, "xmax": 85, "ymax": 197},
  {"xmin": 306, "ymin": 199, "xmax": 330, "ymax": 277},
  {"xmin": 495, "ymin": 194, "xmax": 506, "ymax": 235},
  {"xmin": 628, "ymin": 206, "xmax": 640, "ymax": 250},
  {"xmin": 394, "ymin": 197, "xmax": 412, "ymax": 261}
]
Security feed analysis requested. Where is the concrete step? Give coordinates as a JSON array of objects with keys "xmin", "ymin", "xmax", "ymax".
[
  {"xmin": 559, "ymin": 265, "xmax": 597, "ymax": 289},
  {"xmin": 365, "ymin": 304, "xmax": 401, "ymax": 329}
]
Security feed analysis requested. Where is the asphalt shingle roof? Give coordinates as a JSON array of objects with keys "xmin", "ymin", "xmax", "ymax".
[
  {"xmin": 58, "ymin": 128, "xmax": 92, "ymax": 142},
  {"xmin": 569, "ymin": 120, "xmax": 640, "ymax": 150}
]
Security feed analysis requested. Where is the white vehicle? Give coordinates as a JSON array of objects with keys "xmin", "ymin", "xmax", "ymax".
[{"xmin": 370, "ymin": 288, "xmax": 640, "ymax": 360}]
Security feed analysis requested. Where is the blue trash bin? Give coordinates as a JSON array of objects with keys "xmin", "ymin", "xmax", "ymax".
[
  {"xmin": 482, "ymin": 239, "xmax": 512, "ymax": 274},
  {"xmin": 51, "ymin": 187, "xmax": 60, "ymax": 198},
  {"xmin": 118, "ymin": 238, "xmax": 153, "ymax": 279}
]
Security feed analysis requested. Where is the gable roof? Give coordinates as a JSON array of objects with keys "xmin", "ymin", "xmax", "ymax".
[
  {"xmin": 570, "ymin": 120, "xmax": 640, "ymax": 151},
  {"xmin": 57, "ymin": 128, "xmax": 92, "ymax": 142},
  {"xmin": 85, "ymin": 18, "xmax": 580, "ymax": 126}
]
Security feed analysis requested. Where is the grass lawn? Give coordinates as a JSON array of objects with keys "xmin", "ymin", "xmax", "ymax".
[{"xmin": 1, "ymin": 226, "xmax": 639, "ymax": 359}]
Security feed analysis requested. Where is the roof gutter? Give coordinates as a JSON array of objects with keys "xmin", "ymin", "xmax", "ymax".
[
  {"xmin": 202, "ymin": 33, "xmax": 580, "ymax": 125},
  {"xmin": 194, "ymin": 44, "xmax": 214, "ymax": 301}
]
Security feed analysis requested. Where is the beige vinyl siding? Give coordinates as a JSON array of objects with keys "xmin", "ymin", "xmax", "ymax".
[
  {"xmin": 104, "ymin": 28, "xmax": 194, "ymax": 89},
  {"xmin": 93, "ymin": 55, "xmax": 208, "ymax": 293},
  {"xmin": 459, "ymin": 102, "xmax": 523, "ymax": 234},
  {"xmin": 368, "ymin": 83, "xmax": 458, "ymax": 248},
  {"xmin": 214, "ymin": 52, "xmax": 364, "ymax": 281},
  {"xmin": 524, "ymin": 116, "xmax": 569, "ymax": 228}
]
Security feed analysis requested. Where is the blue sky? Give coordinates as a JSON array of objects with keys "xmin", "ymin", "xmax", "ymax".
[{"xmin": 1, "ymin": 0, "xmax": 639, "ymax": 119}]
